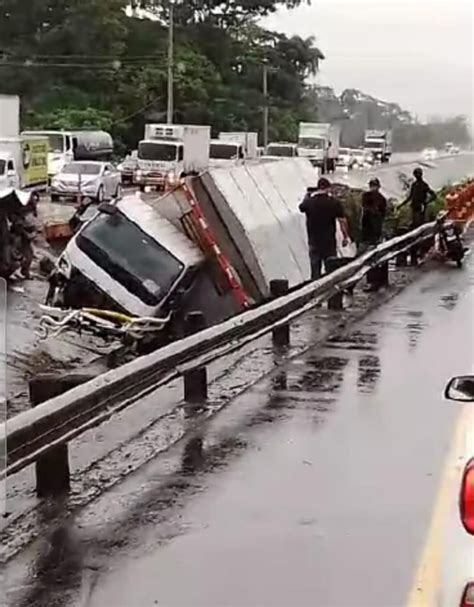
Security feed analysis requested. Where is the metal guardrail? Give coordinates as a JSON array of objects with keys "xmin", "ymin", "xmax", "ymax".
[{"xmin": 0, "ymin": 222, "xmax": 435, "ymax": 486}]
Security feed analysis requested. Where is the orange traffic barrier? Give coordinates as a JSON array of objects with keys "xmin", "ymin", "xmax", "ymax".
[{"xmin": 445, "ymin": 179, "xmax": 474, "ymax": 228}]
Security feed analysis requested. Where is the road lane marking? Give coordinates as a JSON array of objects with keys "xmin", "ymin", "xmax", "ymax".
[{"xmin": 406, "ymin": 405, "xmax": 469, "ymax": 607}]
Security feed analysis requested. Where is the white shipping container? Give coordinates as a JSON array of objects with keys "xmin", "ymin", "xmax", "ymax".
[
  {"xmin": 182, "ymin": 125, "xmax": 211, "ymax": 173},
  {"xmin": 0, "ymin": 95, "xmax": 20, "ymax": 139}
]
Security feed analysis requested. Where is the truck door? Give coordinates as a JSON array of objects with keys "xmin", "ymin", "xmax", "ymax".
[{"xmin": 6, "ymin": 159, "xmax": 19, "ymax": 188}]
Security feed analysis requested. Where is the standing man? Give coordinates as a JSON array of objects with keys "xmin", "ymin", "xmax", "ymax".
[
  {"xmin": 359, "ymin": 178, "xmax": 387, "ymax": 252},
  {"xmin": 399, "ymin": 168, "xmax": 437, "ymax": 228},
  {"xmin": 299, "ymin": 177, "xmax": 350, "ymax": 280}
]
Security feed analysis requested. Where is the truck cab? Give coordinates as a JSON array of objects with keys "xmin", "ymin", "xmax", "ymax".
[
  {"xmin": 265, "ymin": 143, "xmax": 298, "ymax": 158},
  {"xmin": 0, "ymin": 152, "xmax": 18, "ymax": 189},
  {"xmin": 364, "ymin": 130, "xmax": 392, "ymax": 163},
  {"xmin": 297, "ymin": 123, "xmax": 340, "ymax": 168},
  {"xmin": 48, "ymin": 195, "xmax": 205, "ymax": 320},
  {"xmin": 135, "ymin": 139, "xmax": 185, "ymax": 191},
  {"xmin": 135, "ymin": 124, "xmax": 210, "ymax": 192},
  {"xmin": 209, "ymin": 140, "xmax": 245, "ymax": 165}
]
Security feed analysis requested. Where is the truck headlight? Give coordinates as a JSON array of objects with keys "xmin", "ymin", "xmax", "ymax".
[{"xmin": 57, "ymin": 255, "xmax": 72, "ymax": 279}]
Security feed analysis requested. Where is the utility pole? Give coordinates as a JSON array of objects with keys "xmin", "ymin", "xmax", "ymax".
[
  {"xmin": 262, "ymin": 60, "xmax": 269, "ymax": 153},
  {"xmin": 166, "ymin": 0, "xmax": 175, "ymax": 124}
]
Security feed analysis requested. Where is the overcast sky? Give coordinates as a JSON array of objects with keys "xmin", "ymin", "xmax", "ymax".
[{"xmin": 265, "ymin": 0, "xmax": 473, "ymax": 122}]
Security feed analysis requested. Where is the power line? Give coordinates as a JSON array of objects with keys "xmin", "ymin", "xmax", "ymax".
[{"xmin": 0, "ymin": 61, "xmax": 167, "ymax": 69}]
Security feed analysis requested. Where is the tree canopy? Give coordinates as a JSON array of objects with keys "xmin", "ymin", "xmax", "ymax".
[
  {"xmin": 0, "ymin": 0, "xmax": 322, "ymax": 152},
  {"xmin": 1, "ymin": 0, "xmax": 468, "ymax": 153}
]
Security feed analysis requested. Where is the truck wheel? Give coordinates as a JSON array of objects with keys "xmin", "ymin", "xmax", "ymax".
[
  {"xmin": 51, "ymin": 194, "xmax": 60, "ymax": 202},
  {"xmin": 139, "ymin": 185, "xmax": 146, "ymax": 193}
]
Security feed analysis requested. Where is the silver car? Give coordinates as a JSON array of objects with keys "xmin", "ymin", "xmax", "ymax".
[
  {"xmin": 50, "ymin": 161, "xmax": 122, "ymax": 202},
  {"xmin": 440, "ymin": 376, "xmax": 474, "ymax": 607}
]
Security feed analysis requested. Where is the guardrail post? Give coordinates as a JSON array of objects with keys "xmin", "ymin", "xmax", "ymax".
[
  {"xmin": 378, "ymin": 261, "xmax": 389, "ymax": 287},
  {"xmin": 270, "ymin": 280, "xmax": 290, "ymax": 346},
  {"xmin": 395, "ymin": 229, "xmax": 408, "ymax": 266},
  {"xmin": 325, "ymin": 258, "xmax": 348, "ymax": 310},
  {"xmin": 410, "ymin": 245, "xmax": 419, "ymax": 266},
  {"xmin": 183, "ymin": 312, "xmax": 208, "ymax": 402},
  {"xmin": 29, "ymin": 374, "xmax": 92, "ymax": 498}
]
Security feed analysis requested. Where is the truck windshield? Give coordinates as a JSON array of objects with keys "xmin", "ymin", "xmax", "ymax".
[
  {"xmin": 210, "ymin": 143, "xmax": 241, "ymax": 160},
  {"xmin": 138, "ymin": 142, "xmax": 178, "ymax": 162},
  {"xmin": 0, "ymin": 160, "xmax": 5, "ymax": 176},
  {"xmin": 298, "ymin": 138, "xmax": 325, "ymax": 150},
  {"xmin": 77, "ymin": 211, "xmax": 185, "ymax": 307},
  {"xmin": 266, "ymin": 146, "xmax": 295, "ymax": 157},
  {"xmin": 365, "ymin": 141, "xmax": 384, "ymax": 149}
]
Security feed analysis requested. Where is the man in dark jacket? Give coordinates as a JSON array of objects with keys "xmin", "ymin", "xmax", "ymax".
[
  {"xmin": 360, "ymin": 178, "xmax": 387, "ymax": 251},
  {"xmin": 399, "ymin": 168, "xmax": 436, "ymax": 228},
  {"xmin": 299, "ymin": 177, "xmax": 349, "ymax": 280}
]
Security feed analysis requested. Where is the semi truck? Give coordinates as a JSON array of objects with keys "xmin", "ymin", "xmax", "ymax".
[
  {"xmin": 135, "ymin": 124, "xmax": 211, "ymax": 191},
  {"xmin": 363, "ymin": 130, "xmax": 393, "ymax": 163},
  {"xmin": 297, "ymin": 123, "xmax": 340, "ymax": 168}
]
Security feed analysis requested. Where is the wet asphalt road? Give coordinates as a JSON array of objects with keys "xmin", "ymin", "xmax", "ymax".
[{"xmin": 5, "ymin": 248, "xmax": 474, "ymax": 606}]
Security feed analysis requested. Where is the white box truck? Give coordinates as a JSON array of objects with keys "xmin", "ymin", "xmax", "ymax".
[
  {"xmin": 364, "ymin": 130, "xmax": 393, "ymax": 163},
  {"xmin": 135, "ymin": 124, "xmax": 210, "ymax": 191},
  {"xmin": 0, "ymin": 137, "xmax": 49, "ymax": 193},
  {"xmin": 218, "ymin": 132, "xmax": 258, "ymax": 160},
  {"xmin": 298, "ymin": 123, "xmax": 340, "ymax": 168}
]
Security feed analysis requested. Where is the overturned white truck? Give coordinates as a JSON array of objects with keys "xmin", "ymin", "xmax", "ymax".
[{"xmin": 46, "ymin": 157, "xmax": 325, "ymax": 344}]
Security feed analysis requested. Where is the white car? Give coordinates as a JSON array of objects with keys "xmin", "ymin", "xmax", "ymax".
[
  {"xmin": 336, "ymin": 148, "xmax": 357, "ymax": 169},
  {"xmin": 422, "ymin": 147, "xmax": 438, "ymax": 161},
  {"xmin": 51, "ymin": 161, "xmax": 122, "ymax": 203},
  {"xmin": 440, "ymin": 375, "xmax": 474, "ymax": 607}
]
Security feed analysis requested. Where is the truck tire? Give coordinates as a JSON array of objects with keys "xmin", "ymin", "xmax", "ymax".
[{"xmin": 51, "ymin": 194, "xmax": 60, "ymax": 202}]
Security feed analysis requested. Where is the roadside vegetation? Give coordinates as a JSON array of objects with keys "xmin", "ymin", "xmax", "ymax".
[{"xmin": 0, "ymin": 0, "xmax": 470, "ymax": 153}]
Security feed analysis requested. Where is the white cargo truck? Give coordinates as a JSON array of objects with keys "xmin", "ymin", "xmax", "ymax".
[
  {"xmin": 218, "ymin": 132, "xmax": 258, "ymax": 160},
  {"xmin": 298, "ymin": 123, "xmax": 340, "ymax": 167},
  {"xmin": 364, "ymin": 129, "xmax": 393, "ymax": 163},
  {"xmin": 0, "ymin": 137, "xmax": 49, "ymax": 192},
  {"xmin": 135, "ymin": 124, "xmax": 210, "ymax": 191}
]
